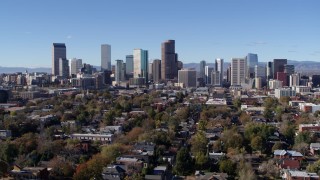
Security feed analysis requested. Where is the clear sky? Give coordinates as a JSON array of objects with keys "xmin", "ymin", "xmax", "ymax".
[{"xmin": 0, "ymin": 0, "xmax": 319, "ymax": 67}]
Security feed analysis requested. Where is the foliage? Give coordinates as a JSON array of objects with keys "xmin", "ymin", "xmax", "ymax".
[
  {"xmin": 174, "ymin": 147, "xmax": 194, "ymax": 176},
  {"xmin": 307, "ymin": 159, "xmax": 320, "ymax": 175},
  {"xmin": 237, "ymin": 161, "xmax": 256, "ymax": 180},
  {"xmin": 219, "ymin": 159, "xmax": 236, "ymax": 175},
  {"xmin": 220, "ymin": 127, "xmax": 244, "ymax": 151},
  {"xmin": 190, "ymin": 131, "xmax": 209, "ymax": 155},
  {"xmin": 251, "ymin": 136, "xmax": 263, "ymax": 151}
]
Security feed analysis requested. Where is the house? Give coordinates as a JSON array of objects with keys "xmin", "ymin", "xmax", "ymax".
[
  {"xmin": 0, "ymin": 130, "xmax": 11, "ymax": 139},
  {"xmin": 145, "ymin": 175, "xmax": 163, "ymax": 180},
  {"xmin": 274, "ymin": 150, "xmax": 303, "ymax": 161},
  {"xmin": 102, "ymin": 164, "xmax": 126, "ymax": 180},
  {"xmin": 310, "ymin": 143, "xmax": 320, "ymax": 155},
  {"xmin": 132, "ymin": 142, "xmax": 155, "ymax": 156},
  {"xmin": 9, "ymin": 165, "xmax": 49, "ymax": 180},
  {"xmin": 282, "ymin": 169, "xmax": 319, "ymax": 180},
  {"xmin": 277, "ymin": 158, "xmax": 300, "ymax": 169},
  {"xmin": 299, "ymin": 124, "xmax": 320, "ymax": 133}
]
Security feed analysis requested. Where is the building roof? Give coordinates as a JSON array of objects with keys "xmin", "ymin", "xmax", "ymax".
[
  {"xmin": 310, "ymin": 143, "xmax": 320, "ymax": 149},
  {"xmin": 274, "ymin": 149, "xmax": 303, "ymax": 157}
]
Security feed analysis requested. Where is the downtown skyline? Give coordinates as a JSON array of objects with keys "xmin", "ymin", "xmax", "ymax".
[{"xmin": 0, "ymin": 0, "xmax": 320, "ymax": 67}]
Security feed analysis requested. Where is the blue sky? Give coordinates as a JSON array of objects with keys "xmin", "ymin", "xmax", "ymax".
[{"xmin": 0, "ymin": 0, "xmax": 319, "ymax": 67}]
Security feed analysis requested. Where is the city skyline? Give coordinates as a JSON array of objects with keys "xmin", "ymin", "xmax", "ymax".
[{"xmin": 0, "ymin": 0, "xmax": 320, "ymax": 67}]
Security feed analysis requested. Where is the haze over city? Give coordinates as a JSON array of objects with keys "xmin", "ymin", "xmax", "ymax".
[{"xmin": 1, "ymin": 0, "xmax": 320, "ymax": 67}]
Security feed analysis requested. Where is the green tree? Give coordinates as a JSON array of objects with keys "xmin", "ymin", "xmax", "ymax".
[
  {"xmin": 195, "ymin": 152, "xmax": 209, "ymax": 170},
  {"xmin": 0, "ymin": 141, "xmax": 17, "ymax": 163},
  {"xmin": 219, "ymin": 159, "xmax": 236, "ymax": 175},
  {"xmin": 251, "ymin": 136, "xmax": 263, "ymax": 152},
  {"xmin": 174, "ymin": 147, "xmax": 194, "ymax": 176},
  {"xmin": 190, "ymin": 131, "xmax": 209, "ymax": 155},
  {"xmin": 272, "ymin": 142, "xmax": 283, "ymax": 152},
  {"xmin": 233, "ymin": 98, "xmax": 241, "ymax": 110},
  {"xmin": 307, "ymin": 159, "xmax": 320, "ymax": 175}
]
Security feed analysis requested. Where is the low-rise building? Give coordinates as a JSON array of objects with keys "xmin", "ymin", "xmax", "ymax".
[
  {"xmin": 299, "ymin": 124, "xmax": 320, "ymax": 132},
  {"xmin": 299, "ymin": 103, "xmax": 320, "ymax": 113},
  {"xmin": 70, "ymin": 133, "xmax": 113, "ymax": 143},
  {"xmin": 282, "ymin": 169, "xmax": 319, "ymax": 180},
  {"xmin": 275, "ymin": 88, "xmax": 296, "ymax": 99}
]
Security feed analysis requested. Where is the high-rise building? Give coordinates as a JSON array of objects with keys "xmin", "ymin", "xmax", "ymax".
[
  {"xmin": 255, "ymin": 77, "xmax": 262, "ymax": 89},
  {"xmin": 267, "ymin": 61, "xmax": 273, "ymax": 80},
  {"xmin": 59, "ymin": 58, "xmax": 69, "ymax": 78},
  {"xmin": 148, "ymin": 62, "xmax": 153, "ymax": 82},
  {"xmin": 205, "ymin": 66, "xmax": 214, "ymax": 85},
  {"xmin": 255, "ymin": 65, "xmax": 266, "ymax": 79},
  {"xmin": 133, "ymin": 49, "xmax": 148, "ymax": 83},
  {"xmin": 290, "ymin": 73, "xmax": 300, "ymax": 87},
  {"xmin": 70, "ymin": 58, "xmax": 82, "ymax": 76},
  {"xmin": 215, "ymin": 58, "xmax": 224, "ymax": 84},
  {"xmin": 246, "ymin": 53, "xmax": 258, "ymax": 78},
  {"xmin": 231, "ymin": 58, "xmax": 246, "ymax": 86},
  {"xmin": 273, "ymin": 59, "xmax": 287, "ymax": 79},
  {"xmin": 211, "ymin": 71, "xmax": 221, "ymax": 86},
  {"xmin": 161, "ymin": 40, "xmax": 178, "ymax": 80},
  {"xmin": 284, "ymin": 64, "xmax": 295, "ymax": 76},
  {"xmin": 115, "ymin": 60, "xmax": 125, "ymax": 84},
  {"xmin": 52, "ymin": 43, "xmax": 66, "ymax": 76},
  {"xmin": 125, "ymin": 55, "xmax": 134, "ymax": 77},
  {"xmin": 152, "ymin": 59, "xmax": 161, "ymax": 83},
  {"xmin": 277, "ymin": 72, "xmax": 288, "ymax": 86},
  {"xmin": 101, "ymin": 44, "xmax": 111, "ymax": 71},
  {"xmin": 178, "ymin": 69, "xmax": 197, "ymax": 88},
  {"xmin": 227, "ymin": 65, "xmax": 231, "ymax": 83},
  {"xmin": 199, "ymin": 60, "xmax": 206, "ymax": 80}
]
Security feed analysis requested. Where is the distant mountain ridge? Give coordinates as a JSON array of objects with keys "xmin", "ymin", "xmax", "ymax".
[{"xmin": 0, "ymin": 60, "xmax": 320, "ymax": 74}]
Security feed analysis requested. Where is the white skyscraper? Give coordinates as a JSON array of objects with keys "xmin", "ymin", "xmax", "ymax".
[
  {"xmin": 70, "ymin": 58, "xmax": 82, "ymax": 76},
  {"xmin": 205, "ymin": 66, "xmax": 214, "ymax": 85},
  {"xmin": 133, "ymin": 49, "xmax": 148, "ymax": 83},
  {"xmin": 211, "ymin": 71, "xmax": 221, "ymax": 86},
  {"xmin": 215, "ymin": 58, "xmax": 224, "ymax": 84},
  {"xmin": 101, "ymin": 44, "xmax": 111, "ymax": 71},
  {"xmin": 231, "ymin": 58, "xmax": 246, "ymax": 86}
]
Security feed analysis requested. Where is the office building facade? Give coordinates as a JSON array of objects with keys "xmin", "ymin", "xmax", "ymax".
[
  {"xmin": 215, "ymin": 58, "xmax": 224, "ymax": 84},
  {"xmin": 152, "ymin": 59, "xmax": 161, "ymax": 83},
  {"xmin": 52, "ymin": 43, "xmax": 66, "ymax": 76},
  {"xmin": 273, "ymin": 59, "xmax": 287, "ymax": 79},
  {"xmin": 101, "ymin": 44, "xmax": 111, "ymax": 71},
  {"xmin": 246, "ymin": 53, "xmax": 258, "ymax": 78},
  {"xmin": 161, "ymin": 40, "xmax": 178, "ymax": 80},
  {"xmin": 178, "ymin": 69, "xmax": 197, "ymax": 88},
  {"xmin": 205, "ymin": 66, "xmax": 214, "ymax": 85},
  {"xmin": 133, "ymin": 49, "xmax": 148, "ymax": 83},
  {"xmin": 70, "ymin": 58, "xmax": 82, "ymax": 76},
  {"xmin": 231, "ymin": 58, "xmax": 246, "ymax": 86}
]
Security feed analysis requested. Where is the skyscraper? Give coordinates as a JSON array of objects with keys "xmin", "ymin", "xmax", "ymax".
[
  {"xmin": 273, "ymin": 59, "xmax": 287, "ymax": 79},
  {"xmin": 161, "ymin": 40, "xmax": 178, "ymax": 80},
  {"xmin": 267, "ymin": 61, "xmax": 273, "ymax": 80},
  {"xmin": 178, "ymin": 69, "xmax": 197, "ymax": 88},
  {"xmin": 125, "ymin": 55, "xmax": 134, "ymax": 77},
  {"xmin": 101, "ymin": 44, "xmax": 111, "ymax": 71},
  {"xmin": 52, "ymin": 43, "xmax": 66, "ymax": 76},
  {"xmin": 199, "ymin": 60, "xmax": 206, "ymax": 80},
  {"xmin": 70, "ymin": 58, "xmax": 82, "ymax": 76},
  {"xmin": 284, "ymin": 64, "xmax": 295, "ymax": 76},
  {"xmin": 152, "ymin": 59, "xmax": 161, "ymax": 83},
  {"xmin": 246, "ymin": 53, "xmax": 258, "ymax": 78},
  {"xmin": 115, "ymin": 59, "xmax": 125, "ymax": 84},
  {"xmin": 59, "ymin": 58, "xmax": 69, "ymax": 78},
  {"xmin": 215, "ymin": 58, "xmax": 224, "ymax": 84},
  {"xmin": 133, "ymin": 49, "xmax": 148, "ymax": 83},
  {"xmin": 255, "ymin": 65, "xmax": 266, "ymax": 79},
  {"xmin": 205, "ymin": 66, "xmax": 214, "ymax": 85},
  {"xmin": 211, "ymin": 71, "xmax": 221, "ymax": 86},
  {"xmin": 231, "ymin": 58, "xmax": 246, "ymax": 86}
]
